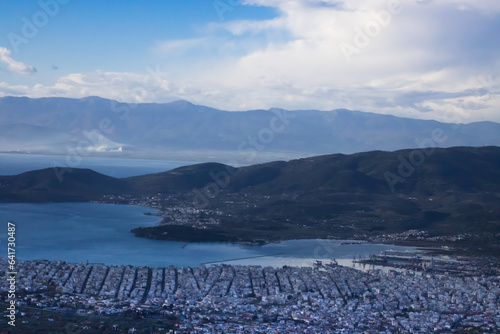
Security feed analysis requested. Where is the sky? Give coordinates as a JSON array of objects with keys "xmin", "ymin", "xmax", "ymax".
[{"xmin": 0, "ymin": 0, "xmax": 499, "ymax": 123}]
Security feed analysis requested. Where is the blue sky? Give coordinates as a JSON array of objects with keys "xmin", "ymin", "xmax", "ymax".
[
  {"xmin": 0, "ymin": 0, "xmax": 499, "ymax": 122},
  {"xmin": 0, "ymin": 1, "xmax": 277, "ymax": 83}
]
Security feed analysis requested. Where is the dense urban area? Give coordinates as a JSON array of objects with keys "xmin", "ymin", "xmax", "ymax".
[{"xmin": 2, "ymin": 257, "xmax": 500, "ymax": 333}]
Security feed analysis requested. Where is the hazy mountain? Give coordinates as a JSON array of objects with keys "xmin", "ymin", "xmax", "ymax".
[
  {"xmin": 0, "ymin": 123, "xmax": 72, "ymax": 152},
  {"xmin": 1, "ymin": 96, "xmax": 499, "ymax": 162},
  {"xmin": 0, "ymin": 168, "xmax": 129, "ymax": 202}
]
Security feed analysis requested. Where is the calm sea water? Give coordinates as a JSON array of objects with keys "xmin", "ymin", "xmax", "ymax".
[
  {"xmin": 0, "ymin": 203, "xmax": 417, "ymax": 268},
  {"xmin": 0, "ymin": 154, "xmax": 418, "ymax": 268},
  {"xmin": 0, "ymin": 153, "xmax": 193, "ymax": 177}
]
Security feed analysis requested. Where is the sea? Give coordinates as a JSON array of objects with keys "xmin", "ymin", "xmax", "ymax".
[
  {"xmin": 0, "ymin": 153, "xmax": 192, "ymax": 178},
  {"xmin": 0, "ymin": 153, "xmax": 418, "ymax": 268}
]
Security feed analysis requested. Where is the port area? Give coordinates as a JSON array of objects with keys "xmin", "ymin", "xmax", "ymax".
[{"xmin": 352, "ymin": 250, "xmax": 498, "ymax": 275}]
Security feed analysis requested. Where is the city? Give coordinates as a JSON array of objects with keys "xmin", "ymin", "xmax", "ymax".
[
  {"xmin": 1, "ymin": 1, "xmax": 500, "ymax": 332},
  {"xmin": 2, "ymin": 257, "xmax": 499, "ymax": 333}
]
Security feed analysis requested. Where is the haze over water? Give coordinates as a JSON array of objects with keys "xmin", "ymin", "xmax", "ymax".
[{"xmin": 0, "ymin": 153, "xmax": 191, "ymax": 178}]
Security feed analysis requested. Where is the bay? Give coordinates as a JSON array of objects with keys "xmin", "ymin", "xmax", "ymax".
[{"xmin": 0, "ymin": 203, "xmax": 418, "ymax": 268}]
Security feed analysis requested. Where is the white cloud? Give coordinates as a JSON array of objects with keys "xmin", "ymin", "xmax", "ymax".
[
  {"xmin": 1, "ymin": 0, "xmax": 500, "ymax": 122},
  {"xmin": 0, "ymin": 47, "xmax": 37, "ymax": 74},
  {"xmin": 0, "ymin": 69, "xmax": 201, "ymax": 104},
  {"xmin": 152, "ymin": 38, "xmax": 208, "ymax": 54},
  {"xmin": 437, "ymin": 0, "xmax": 500, "ymax": 14},
  {"xmin": 191, "ymin": 0, "xmax": 500, "ymax": 120},
  {"xmin": 211, "ymin": 17, "xmax": 287, "ymax": 36}
]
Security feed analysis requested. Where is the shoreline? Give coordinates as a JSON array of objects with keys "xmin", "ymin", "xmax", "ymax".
[{"xmin": 3, "ymin": 200, "xmax": 498, "ymax": 258}]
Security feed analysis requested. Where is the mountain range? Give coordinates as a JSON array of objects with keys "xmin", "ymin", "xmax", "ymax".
[
  {"xmin": 1, "ymin": 96, "xmax": 500, "ymax": 163},
  {"xmin": 1, "ymin": 146, "xmax": 499, "ymax": 248}
]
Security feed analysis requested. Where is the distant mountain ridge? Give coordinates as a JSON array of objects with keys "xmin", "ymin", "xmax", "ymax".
[
  {"xmin": 4, "ymin": 146, "xmax": 500, "ymax": 200},
  {"xmin": 1, "ymin": 96, "xmax": 499, "ymax": 162}
]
